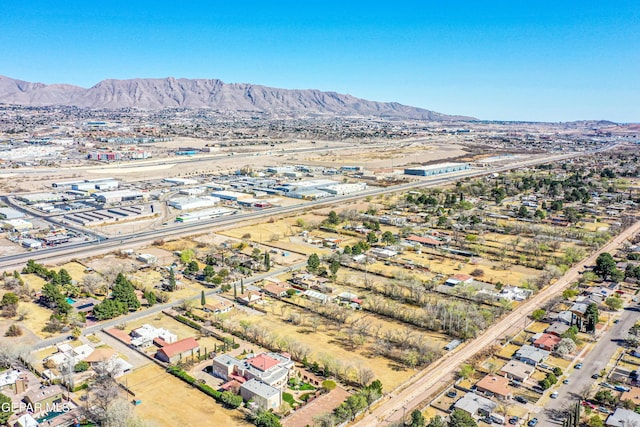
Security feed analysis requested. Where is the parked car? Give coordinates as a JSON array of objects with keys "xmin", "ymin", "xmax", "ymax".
[
  {"xmin": 614, "ymin": 385, "xmax": 631, "ymax": 392},
  {"xmin": 563, "ymin": 379, "xmax": 569, "ymax": 384},
  {"xmin": 575, "ymin": 363, "xmax": 583, "ymax": 369},
  {"xmin": 581, "ymin": 401, "xmax": 596, "ymax": 409},
  {"xmin": 551, "ymin": 391, "xmax": 559, "ymax": 399},
  {"xmin": 446, "ymin": 390, "xmax": 457, "ymax": 398},
  {"xmin": 480, "ymin": 417, "xmax": 493, "ymax": 424},
  {"xmin": 614, "ymin": 319, "xmax": 620, "ymax": 324},
  {"xmin": 591, "ymin": 373, "xmax": 600, "ymax": 379},
  {"xmin": 600, "ymin": 382, "xmax": 614, "ymax": 389},
  {"xmin": 528, "ymin": 418, "xmax": 538, "ymax": 426},
  {"xmin": 509, "ymin": 416, "xmax": 520, "ymax": 425},
  {"xmin": 598, "ymin": 407, "xmax": 612, "ymax": 414},
  {"xmin": 515, "ymin": 396, "xmax": 528, "ymax": 404}
]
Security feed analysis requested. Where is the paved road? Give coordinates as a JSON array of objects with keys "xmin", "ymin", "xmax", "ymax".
[
  {"xmin": 539, "ymin": 305, "xmax": 640, "ymax": 424},
  {"xmin": 352, "ymin": 219, "xmax": 640, "ymax": 427},
  {"xmin": 31, "ymin": 261, "xmax": 306, "ymax": 351}
]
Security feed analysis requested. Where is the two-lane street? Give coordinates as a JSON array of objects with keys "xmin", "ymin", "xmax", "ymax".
[{"xmin": 539, "ymin": 305, "xmax": 640, "ymax": 424}]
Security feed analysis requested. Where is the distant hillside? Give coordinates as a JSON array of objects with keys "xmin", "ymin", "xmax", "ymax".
[{"xmin": 0, "ymin": 75, "xmax": 474, "ymax": 120}]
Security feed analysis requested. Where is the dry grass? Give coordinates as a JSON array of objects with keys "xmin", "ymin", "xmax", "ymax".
[
  {"xmin": 499, "ymin": 344, "xmax": 521, "ymax": 359},
  {"xmin": 58, "ymin": 261, "xmax": 88, "ymax": 282},
  {"xmin": 227, "ymin": 304, "xmax": 421, "ymax": 391},
  {"xmin": 20, "ymin": 273, "xmax": 47, "ymax": 292},
  {"xmin": 527, "ymin": 322, "xmax": 550, "ymax": 334},
  {"xmin": 16, "ymin": 301, "xmax": 57, "ymax": 338},
  {"xmin": 123, "ymin": 364, "xmax": 250, "ymax": 427}
]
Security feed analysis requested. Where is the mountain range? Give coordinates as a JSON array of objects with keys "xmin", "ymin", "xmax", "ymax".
[{"xmin": 0, "ymin": 75, "xmax": 472, "ymax": 120}]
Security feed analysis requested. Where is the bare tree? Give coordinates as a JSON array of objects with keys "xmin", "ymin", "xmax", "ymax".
[{"xmin": 355, "ymin": 366, "xmax": 375, "ymax": 387}]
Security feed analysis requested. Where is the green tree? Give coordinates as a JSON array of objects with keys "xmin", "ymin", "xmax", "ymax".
[
  {"xmin": 264, "ymin": 252, "xmax": 271, "ymax": 271},
  {"xmin": 531, "ymin": 309, "xmax": 546, "ymax": 321},
  {"xmin": 307, "ymin": 253, "xmax": 321, "ymax": 272},
  {"xmin": 329, "ymin": 259, "xmax": 340, "ymax": 277},
  {"xmin": 254, "ymin": 410, "xmax": 282, "ymax": 427},
  {"xmin": 112, "ymin": 273, "xmax": 140, "ymax": 310},
  {"xmin": 588, "ymin": 415, "xmax": 604, "ymax": 427},
  {"xmin": 203, "ymin": 265, "xmax": 215, "ymax": 279},
  {"xmin": 427, "ymin": 415, "xmax": 446, "ymax": 427},
  {"xmin": 327, "ymin": 210, "xmax": 340, "ymax": 225},
  {"xmin": 220, "ymin": 391, "xmax": 243, "ymax": 408},
  {"xmin": 366, "ymin": 231, "xmax": 378, "ymax": 244},
  {"xmin": 201, "ymin": 290, "xmax": 206, "ymax": 306},
  {"xmin": 605, "ymin": 295, "xmax": 623, "ymax": 311},
  {"xmin": 92, "ymin": 299, "xmax": 127, "ymax": 320},
  {"xmin": 74, "ymin": 361, "xmax": 90, "ymax": 372},
  {"xmin": 381, "ymin": 231, "xmax": 397, "ymax": 244},
  {"xmin": 585, "ymin": 303, "xmax": 599, "ymax": 333},
  {"xmin": 448, "ymin": 409, "xmax": 478, "ymax": 427},
  {"xmin": 180, "ymin": 249, "xmax": 195, "ymax": 264},
  {"xmin": 58, "ymin": 268, "xmax": 73, "ymax": 285},
  {"xmin": 185, "ymin": 261, "xmax": 199, "ymax": 274},
  {"xmin": 168, "ymin": 268, "xmax": 177, "ymax": 291},
  {"xmin": 458, "ymin": 364, "xmax": 475, "ymax": 379},
  {"xmin": 0, "ymin": 392, "xmax": 13, "ymax": 424},
  {"xmin": 594, "ymin": 252, "xmax": 617, "ymax": 280},
  {"xmin": 410, "ymin": 409, "xmax": 426, "ymax": 427}
]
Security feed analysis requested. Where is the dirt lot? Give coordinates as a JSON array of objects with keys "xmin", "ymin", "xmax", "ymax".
[
  {"xmin": 0, "ymin": 236, "xmax": 25, "ymax": 256},
  {"xmin": 123, "ymin": 363, "xmax": 250, "ymax": 427}
]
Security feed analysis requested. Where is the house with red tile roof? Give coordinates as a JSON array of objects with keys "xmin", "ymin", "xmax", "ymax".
[
  {"xmin": 155, "ymin": 337, "xmax": 199, "ymax": 363},
  {"xmin": 533, "ymin": 333, "xmax": 562, "ymax": 351}
]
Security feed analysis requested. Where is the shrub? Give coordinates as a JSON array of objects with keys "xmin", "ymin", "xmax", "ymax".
[{"xmin": 4, "ymin": 324, "xmax": 22, "ymax": 337}]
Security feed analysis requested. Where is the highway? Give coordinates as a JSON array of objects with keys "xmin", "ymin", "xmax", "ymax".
[
  {"xmin": 351, "ymin": 218, "xmax": 640, "ymax": 427},
  {"xmin": 0, "ymin": 151, "xmax": 579, "ymax": 272}
]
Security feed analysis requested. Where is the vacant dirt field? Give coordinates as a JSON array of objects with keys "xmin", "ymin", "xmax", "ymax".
[
  {"xmin": 0, "ymin": 237, "xmax": 25, "ymax": 256},
  {"xmin": 123, "ymin": 363, "xmax": 251, "ymax": 426}
]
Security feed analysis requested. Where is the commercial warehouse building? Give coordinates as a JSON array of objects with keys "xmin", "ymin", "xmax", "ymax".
[
  {"xmin": 404, "ymin": 162, "xmax": 471, "ymax": 176},
  {"xmin": 94, "ymin": 190, "xmax": 145, "ymax": 204},
  {"xmin": 168, "ymin": 196, "xmax": 220, "ymax": 210}
]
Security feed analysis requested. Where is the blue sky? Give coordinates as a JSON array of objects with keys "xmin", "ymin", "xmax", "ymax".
[{"xmin": 1, "ymin": 1, "xmax": 638, "ymax": 122}]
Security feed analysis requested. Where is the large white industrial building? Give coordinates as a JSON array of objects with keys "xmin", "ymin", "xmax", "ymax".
[
  {"xmin": 94, "ymin": 190, "xmax": 145, "ymax": 204},
  {"xmin": 168, "ymin": 196, "xmax": 220, "ymax": 210}
]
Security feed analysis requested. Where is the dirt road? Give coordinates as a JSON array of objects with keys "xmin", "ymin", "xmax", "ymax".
[{"xmin": 352, "ymin": 220, "xmax": 640, "ymax": 427}]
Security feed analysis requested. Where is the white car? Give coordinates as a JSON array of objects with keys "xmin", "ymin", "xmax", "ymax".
[{"xmin": 551, "ymin": 391, "xmax": 559, "ymax": 399}]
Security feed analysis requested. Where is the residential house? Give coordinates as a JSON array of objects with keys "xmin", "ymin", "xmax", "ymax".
[
  {"xmin": 23, "ymin": 384, "xmax": 64, "ymax": 408},
  {"xmin": 155, "ymin": 337, "xmax": 199, "ymax": 363},
  {"xmin": 212, "ymin": 352, "xmax": 295, "ymax": 390},
  {"xmin": 368, "ymin": 247, "xmax": 398, "ymax": 259},
  {"xmin": 475, "ymin": 375, "xmax": 512, "ymax": 400},
  {"xmin": 554, "ymin": 310, "xmax": 574, "ymax": 325},
  {"xmin": 130, "ymin": 324, "xmax": 177, "ymax": 348},
  {"xmin": 261, "ymin": 283, "xmax": 289, "ymax": 298},
  {"xmin": 0, "ymin": 370, "xmax": 21, "ymax": 391},
  {"xmin": 303, "ymin": 289, "xmax": 331, "ymax": 304},
  {"xmin": 500, "ymin": 360, "xmax": 534, "ymax": 383},
  {"xmin": 203, "ymin": 298, "xmax": 234, "ymax": 315},
  {"xmin": 405, "ymin": 235, "xmax": 444, "ymax": 248},
  {"xmin": 605, "ymin": 408, "xmax": 640, "ymax": 426},
  {"xmin": 240, "ymin": 378, "xmax": 281, "ymax": 410},
  {"xmin": 236, "ymin": 291, "xmax": 262, "ymax": 305},
  {"xmin": 453, "ymin": 392, "xmax": 497, "ymax": 417},
  {"xmin": 514, "ymin": 345, "xmax": 550, "ymax": 366},
  {"xmin": 445, "ymin": 274, "xmax": 474, "ymax": 286},
  {"xmin": 45, "ymin": 343, "xmax": 94, "ymax": 368},
  {"xmin": 533, "ymin": 333, "xmax": 562, "ymax": 352},
  {"xmin": 545, "ymin": 322, "xmax": 570, "ymax": 337}
]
